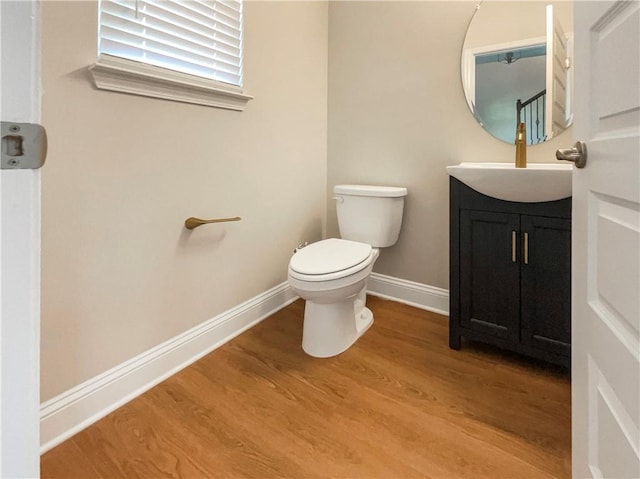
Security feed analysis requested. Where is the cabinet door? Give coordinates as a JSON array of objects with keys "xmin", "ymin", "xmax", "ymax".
[
  {"xmin": 520, "ymin": 215, "xmax": 571, "ymax": 356},
  {"xmin": 460, "ymin": 210, "xmax": 521, "ymax": 341}
]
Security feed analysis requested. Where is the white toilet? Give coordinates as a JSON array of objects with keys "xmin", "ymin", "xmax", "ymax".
[{"xmin": 287, "ymin": 184, "xmax": 408, "ymax": 358}]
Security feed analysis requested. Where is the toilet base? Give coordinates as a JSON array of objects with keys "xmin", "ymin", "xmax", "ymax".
[{"xmin": 301, "ymin": 291, "xmax": 373, "ymax": 358}]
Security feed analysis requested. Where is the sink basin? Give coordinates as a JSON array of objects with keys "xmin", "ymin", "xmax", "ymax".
[{"xmin": 446, "ymin": 162, "xmax": 573, "ymax": 203}]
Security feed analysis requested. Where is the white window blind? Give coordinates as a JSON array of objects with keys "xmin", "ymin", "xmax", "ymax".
[{"xmin": 98, "ymin": 0, "xmax": 244, "ymax": 87}]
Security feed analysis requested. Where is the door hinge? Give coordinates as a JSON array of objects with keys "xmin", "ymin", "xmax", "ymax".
[{"xmin": 1, "ymin": 122, "xmax": 47, "ymax": 170}]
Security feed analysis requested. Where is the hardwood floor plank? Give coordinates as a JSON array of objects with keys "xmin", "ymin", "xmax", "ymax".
[
  {"xmin": 38, "ymin": 437, "xmax": 105, "ymax": 479},
  {"xmin": 41, "ymin": 296, "xmax": 570, "ymax": 478}
]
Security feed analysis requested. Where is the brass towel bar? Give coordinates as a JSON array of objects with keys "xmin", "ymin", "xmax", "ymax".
[{"xmin": 184, "ymin": 216, "xmax": 241, "ymax": 230}]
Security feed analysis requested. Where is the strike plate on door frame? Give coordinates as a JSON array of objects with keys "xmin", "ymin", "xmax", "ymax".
[{"xmin": 1, "ymin": 121, "xmax": 47, "ymax": 170}]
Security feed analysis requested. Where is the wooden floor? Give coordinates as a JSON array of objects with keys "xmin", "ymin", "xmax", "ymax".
[{"xmin": 41, "ymin": 297, "xmax": 571, "ymax": 478}]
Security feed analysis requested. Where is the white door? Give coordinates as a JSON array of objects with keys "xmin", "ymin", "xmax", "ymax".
[
  {"xmin": 545, "ymin": 3, "xmax": 571, "ymax": 139},
  {"xmin": 571, "ymin": 1, "xmax": 640, "ymax": 478},
  {"xmin": 0, "ymin": 0, "xmax": 42, "ymax": 477}
]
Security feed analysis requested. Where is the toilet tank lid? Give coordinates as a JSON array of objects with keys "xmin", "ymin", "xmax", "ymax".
[{"xmin": 334, "ymin": 185, "xmax": 408, "ymax": 197}]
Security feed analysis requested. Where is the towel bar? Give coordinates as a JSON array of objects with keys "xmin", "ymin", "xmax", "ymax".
[{"xmin": 184, "ymin": 216, "xmax": 241, "ymax": 230}]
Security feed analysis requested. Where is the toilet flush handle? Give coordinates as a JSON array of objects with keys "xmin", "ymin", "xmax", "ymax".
[{"xmin": 333, "ymin": 196, "xmax": 344, "ymax": 203}]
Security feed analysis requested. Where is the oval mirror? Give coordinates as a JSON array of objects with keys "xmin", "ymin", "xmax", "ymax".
[{"xmin": 461, "ymin": 1, "xmax": 573, "ymax": 145}]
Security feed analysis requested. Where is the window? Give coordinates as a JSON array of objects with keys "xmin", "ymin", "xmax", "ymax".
[{"xmin": 89, "ymin": 0, "xmax": 252, "ymax": 110}]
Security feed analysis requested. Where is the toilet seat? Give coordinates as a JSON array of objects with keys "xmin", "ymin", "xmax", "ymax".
[{"xmin": 289, "ymin": 238, "xmax": 373, "ymax": 282}]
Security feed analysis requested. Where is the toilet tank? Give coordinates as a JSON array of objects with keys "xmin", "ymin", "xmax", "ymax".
[{"xmin": 334, "ymin": 185, "xmax": 408, "ymax": 247}]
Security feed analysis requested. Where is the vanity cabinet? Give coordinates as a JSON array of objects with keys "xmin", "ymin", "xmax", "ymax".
[{"xmin": 449, "ymin": 177, "xmax": 571, "ymax": 367}]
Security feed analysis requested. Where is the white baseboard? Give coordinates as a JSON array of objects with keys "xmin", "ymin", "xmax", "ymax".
[
  {"xmin": 367, "ymin": 272, "xmax": 449, "ymax": 316},
  {"xmin": 40, "ymin": 282, "xmax": 298, "ymax": 454},
  {"xmin": 40, "ymin": 275, "xmax": 447, "ymax": 454}
]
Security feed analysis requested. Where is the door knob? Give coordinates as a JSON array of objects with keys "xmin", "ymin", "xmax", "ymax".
[{"xmin": 556, "ymin": 141, "xmax": 587, "ymax": 168}]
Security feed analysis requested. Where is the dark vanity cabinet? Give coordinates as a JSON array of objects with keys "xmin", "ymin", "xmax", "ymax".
[{"xmin": 449, "ymin": 177, "xmax": 571, "ymax": 367}]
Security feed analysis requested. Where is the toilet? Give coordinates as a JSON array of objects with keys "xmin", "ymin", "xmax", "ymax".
[{"xmin": 287, "ymin": 184, "xmax": 408, "ymax": 358}]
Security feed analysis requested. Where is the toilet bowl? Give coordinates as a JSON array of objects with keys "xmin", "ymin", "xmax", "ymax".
[
  {"xmin": 287, "ymin": 185, "xmax": 408, "ymax": 358},
  {"xmin": 288, "ymin": 239, "xmax": 380, "ymax": 357}
]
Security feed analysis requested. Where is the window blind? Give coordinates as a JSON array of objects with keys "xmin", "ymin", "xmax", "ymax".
[{"xmin": 98, "ymin": 0, "xmax": 243, "ymax": 87}]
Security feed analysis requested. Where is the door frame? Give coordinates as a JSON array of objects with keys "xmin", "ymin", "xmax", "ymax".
[
  {"xmin": 461, "ymin": 35, "xmax": 546, "ymax": 113},
  {"xmin": 0, "ymin": 0, "xmax": 42, "ymax": 476}
]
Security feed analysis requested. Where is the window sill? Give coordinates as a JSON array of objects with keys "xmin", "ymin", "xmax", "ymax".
[{"xmin": 88, "ymin": 56, "xmax": 253, "ymax": 111}]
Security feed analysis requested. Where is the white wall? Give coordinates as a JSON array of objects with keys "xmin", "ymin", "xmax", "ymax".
[
  {"xmin": 40, "ymin": 1, "xmax": 328, "ymax": 401},
  {"xmin": 327, "ymin": 1, "xmax": 573, "ymax": 290},
  {"xmin": 41, "ymin": 0, "xmax": 576, "ymax": 404}
]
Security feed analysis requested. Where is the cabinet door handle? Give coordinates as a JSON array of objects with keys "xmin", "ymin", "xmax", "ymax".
[
  {"xmin": 524, "ymin": 232, "xmax": 529, "ymax": 265},
  {"xmin": 512, "ymin": 230, "xmax": 517, "ymax": 263}
]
